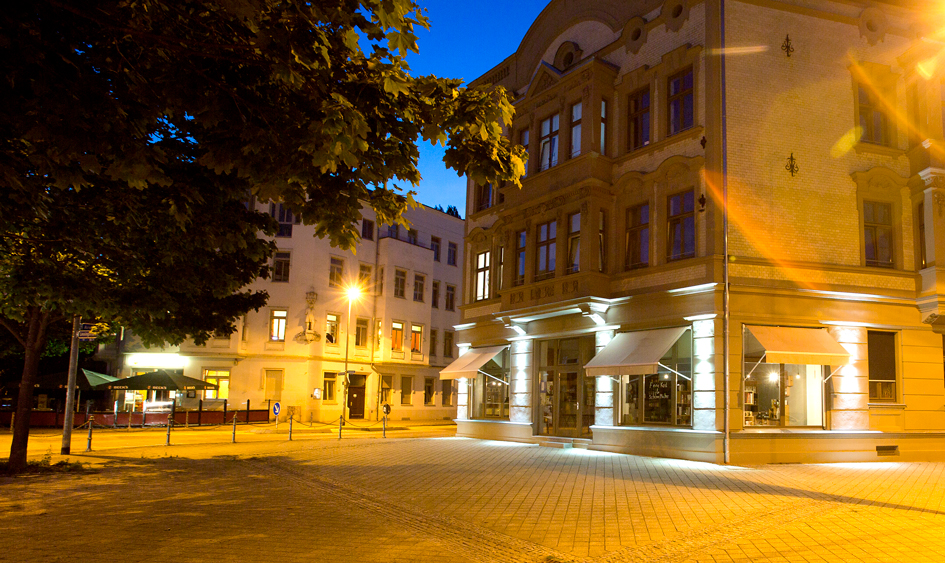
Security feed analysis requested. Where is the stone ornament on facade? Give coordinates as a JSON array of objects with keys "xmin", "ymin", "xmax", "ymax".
[
  {"xmin": 858, "ymin": 7, "xmax": 888, "ymax": 46},
  {"xmin": 935, "ymin": 192, "xmax": 945, "ymax": 218},
  {"xmin": 662, "ymin": 0, "xmax": 690, "ymax": 33},
  {"xmin": 553, "ymin": 41, "xmax": 582, "ymax": 71},
  {"xmin": 624, "ymin": 16, "xmax": 648, "ymax": 54}
]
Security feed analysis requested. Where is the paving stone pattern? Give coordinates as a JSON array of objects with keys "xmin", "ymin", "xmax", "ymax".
[{"xmin": 3, "ymin": 431, "xmax": 945, "ymax": 562}]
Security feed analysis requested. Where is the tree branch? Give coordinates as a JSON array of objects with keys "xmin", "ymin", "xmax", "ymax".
[{"xmin": 0, "ymin": 317, "xmax": 27, "ymax": 348}]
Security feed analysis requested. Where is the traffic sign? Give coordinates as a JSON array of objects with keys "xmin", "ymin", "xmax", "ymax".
[{"xmin": 272, "ymin": 402, "xmax": 281, "ymax": 416}]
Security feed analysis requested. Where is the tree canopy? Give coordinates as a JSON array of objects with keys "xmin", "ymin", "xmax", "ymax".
[{"xmin": 0, "ymin": 0, "xmax": 525, "ymax": 472}]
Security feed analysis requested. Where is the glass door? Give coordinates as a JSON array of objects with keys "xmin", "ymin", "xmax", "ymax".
[{"xmin": 557, "ymin": 371, "xmax": 579, "ymax": 436}]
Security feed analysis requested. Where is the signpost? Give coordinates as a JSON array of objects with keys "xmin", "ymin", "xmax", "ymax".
[{"xmin": 273, "ymin": 401, "xmax": 281, "ymax": 431}]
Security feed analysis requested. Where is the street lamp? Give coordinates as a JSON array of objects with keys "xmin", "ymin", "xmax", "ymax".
[{"xmin": 342, "ymin": 284, "xmax": 362, "ymax": 421}]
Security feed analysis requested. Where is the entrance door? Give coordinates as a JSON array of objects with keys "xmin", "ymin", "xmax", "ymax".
[
  {"xmin": 537, "ymin": 370, "xmax": 589, "ymax": 438},
  {"xmin": 348, "ymin": 386, "xmax": 365, "ymax": 419}
]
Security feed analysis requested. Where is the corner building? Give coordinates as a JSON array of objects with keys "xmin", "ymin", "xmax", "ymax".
[
  {"xmin": 105, "ymin": 202, "xmax": 464, "ymax": 424},
  {"xmin": 447, "ymin": 0, "xmax": 945, "ymax": 463}
]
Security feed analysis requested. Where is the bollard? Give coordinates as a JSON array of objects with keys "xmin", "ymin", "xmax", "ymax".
[
  {"xmin": 198, "ymin": 399, "xmax": 203, "ymax": 427},
  {"xmin": 246, "ymin": 399, "xmax": 250, "ymax": 424},
  {"xmin": 165, "ymin": 414, "xmax": 172, "ymax": 446},
  {"xmin": 185, "ymin": 410, "xmax": 189, "ymax": 428},
  {"xmin": 288, "ymin": 415, "xmax": 293, "ymax": 441},
  {"xmin": 338, "ymin": 415, "xmax": 343, "ymax": 440},
  {"xmin": 222, "ymin": 398, "xmax": 228, "ymax": 424},
  {"xmin": 86, "ymin": 415, "xmax": 94, "ymax": 452},
  {"xmin": 113, "ymin": 401, "xmax": 119, "ymax": 429},
  {"xmin": 231, "ymin": 411, "xmax": 237, "ymax": 443},
  {"xmin": 383, "ymin": 414, "xmax": 386, "ymax": 438},
  {"xmin": 128, "ymin": 408, "xmax": 132, "ymax": 430}
]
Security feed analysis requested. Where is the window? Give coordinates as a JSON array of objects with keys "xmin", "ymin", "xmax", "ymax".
[
  {"xmin": 520, "ymin": 129, "xmax": 530, "ymax": 177},
  {"xmin": 445, "ymin": 285, "xmax": 456, "ymax": 311},
  {"xmin": 272, "ymin": 251, "xmax": 290, "ymax": 282},
  {"xmin": 598, "ymin": 210, "xmax": 606, "ymax": 272},
  {"xmin": 868, "ymin": 331, "xmax": 897, "ymax": 401},
  {"xmin": 447, "ymin": 242, "xmax": 457, "ymax": 266},
  {"xmin": 361, "ymin": 219, "xmax": 374, "ymax": 241},
  {"xmin": 329, "ymin": 257, "xmax": 343, "ymax": 288},
  {"xmin": 600, "ymin": 99, "xmax": 608, "ymax": 155},
  {"xmin": 667, "ymin": 191, "xmax": 695, "ymax": 261},
  {"xmin": 864, "ymin": 200, "xmax": 893, "ymax": 267},
  {"xmin": 515, "ymin": 230, "xmax": 526, "ymax": 286},
  {"xmin": 394, "ymin": 269, "xmax": 406, "ymax": 298},
  {"xmin": 391, "ymin": 321, "xmax": 404, "ymax": 351},
  {"xmin": 570, "ymin": 102, "xmax": 582, "ymax": 158},
  {"xmin": 424, "ymin": 377, "xmax": 436, "ymax": 405},
  {"xmin": 918, "ymin": 202, "xmax": 927, "ymax": 270},
  {"xmin": 269, "ymin": 310, "xmax": 287, "ymax": 342},
  {"xmin": 430, "ymin": 329, "xmax": 438, "ymax": 357},
  {"xmin": 668, "ymin": 68, "xmax": 694, "ymax": 135},
  {"xmin": 567, "ymin": 213, "xmax": 580, "ymax": 274},
  {"xmin": 325, "ymin": 313, "xmax": 339, "ymax": 345},
  {"xmin": 380, "ymin": 375, "xmax": 392, "ymax": 404},
  {"xmin": 410, "ymin": 324, "xmax": 423, "ymax": 354},
  {"xmin": 626, "ymin": 203, "xmax": 650, "ymax": 269},
  {"xmin": 431, "ymin": 236, "xmax": 441, "ymax": 261},
  {"xmin": 628, "ymin": 88, "xmax": 651, "ymax": 151},
  {"xmin": 265, "ymin": 369, "xmax": 283, "ymax": 401},
  {"xmin": 443, "ymin": 330, "xmax": 454, "ymax": 358},
  {"xmin": 497, "ymin": 246, "xmax": 505, "ymax": 291},
  {"xmin": 442, "ymin": 380, "xmax": 453, "ymax": 407},
  {"xmin": 269, "ymin": 203, "xmax": 298, "ymax": 237},
  {"xmin": 408, "ymin": 228, "xmax": 418, "ymax": 245},
  {"xmin": 536, "ymin": 220, "xmax": 557, "ymax": 281},
  {"xmin": 858, "ymin": 84, "xmax": 890, "ymax": 146},
  {"xmin": 401, "ymin": 376, "xmax": 413, "ymax": 405},
  {"xmin": 203, "ymin": 369, "xmax": 230, "ymax": 400},
  {"xmin": 475, "ymin": 251, "xmax": 491, "ymax": 301},
  {"xmin": 323, "ymin": 372, "xmax": 336, "ymax": 402},
  {"xmin": 359, "ymin": 264, "xmax": 372, "ymax": 288},
  {"xmin": 475, "ymin": 183, "xmax": 493, "ymax": 212},
  {"xmin": 539, "ymin": 114, "xmax": 559, "ymax": 171},
  {"xmin": 413, "ymin": 274, "xmax": 425, "ymax": 302},
  {"xmin": 432, "ymin": 280, "xmax": 440, "ymax": 308},
  {"xmin": 470, "ymin": 347, "xmax": 510, "ymax": 420},
  {"xmin": 355, "ymin": 318, "xmax": 369, "ymax": 348}
]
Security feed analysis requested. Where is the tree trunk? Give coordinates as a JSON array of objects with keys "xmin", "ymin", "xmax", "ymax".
[{"xmin": 7, "ymin": 307, "xmax": 51, "ymax": 473}]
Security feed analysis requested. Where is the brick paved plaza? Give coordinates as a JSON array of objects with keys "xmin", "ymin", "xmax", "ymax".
[{"xmin": 3, "ymin": 425, "xmax": 945, "ymax": 562}]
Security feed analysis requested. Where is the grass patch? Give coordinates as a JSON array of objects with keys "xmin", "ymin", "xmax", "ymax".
[{"xmin": 1, "ymin": 450, "xmax": 91, "ymax": 475}]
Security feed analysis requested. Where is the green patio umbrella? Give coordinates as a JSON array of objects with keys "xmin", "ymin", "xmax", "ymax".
[
  {"xmin": 94, "ymin": 369, "xmax": 217, "ymax": 391},
  {"xmin": 33, "ymin": 369, "xmax": 119, "ymax": 391}
]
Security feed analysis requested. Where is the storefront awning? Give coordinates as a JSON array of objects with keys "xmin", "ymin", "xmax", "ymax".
[
  {"xmin": 439, "ymin": 345, "xmax": 508, "ymax": 380},
  {"xmin": 746, "ymin": 326, "xmax": 849, "ymax": 365},
  {"xmin": 584, "ymin": 327, "xmax": 689, "ymax": 377}
]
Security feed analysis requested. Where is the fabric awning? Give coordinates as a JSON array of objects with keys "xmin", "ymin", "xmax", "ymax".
[
  {"xmin": 439, "ymin": 345, "xmax": 507, "ymax": 380},
  {"xmin": 746, "ymin": 326, "xmax": 849, "ymax": 365},
  {"xmin": 584, "ymin": 327, "xmax": 689, "ymax": 377}
]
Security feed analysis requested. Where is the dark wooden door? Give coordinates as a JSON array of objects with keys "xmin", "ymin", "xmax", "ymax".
[{"xmin": 348, "ymin": 386, "xmax": 365, "ymax": 419}]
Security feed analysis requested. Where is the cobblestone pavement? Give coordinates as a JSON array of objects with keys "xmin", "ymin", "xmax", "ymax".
[{"xmin": 3, "ymin": 428, "xmax": 945, "ymax": 562}]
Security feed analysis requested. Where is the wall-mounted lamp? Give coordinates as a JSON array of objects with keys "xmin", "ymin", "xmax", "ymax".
[{"xmin": 698, "ymin": 193, "xmax": 707, "ymax": 212}]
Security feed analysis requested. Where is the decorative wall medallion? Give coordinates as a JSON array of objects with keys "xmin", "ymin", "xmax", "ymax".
[
  {"xmin": 542, "ymin": 285, "xmax": 555, "ymax": 297},
  {"xmin": 510, "ymin": 291, "xmax": 525, "ymax": 305},
  {"xmin": 785, "ymin": 153, "xmax": 799, "ymax": 177},
  {"xmin": 858, "ymin": 7, "xmax": 888, "ymax": 46},
  {"xmin": 662, "ymin": 0, "xmax": 690, "ymax": 33},
  {"xmin": 624, "ymin": 16, "xmax": 648, "ymax": 54},
  {"xmin": 781, "ymin": 34, "xmax": 794, "ymax": 57},
  {"xmin": 530, "ymin": 288, "xmax": 542, "ymax": 300}
]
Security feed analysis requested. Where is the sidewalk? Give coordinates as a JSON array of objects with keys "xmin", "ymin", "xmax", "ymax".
[{"xmin": 3, "ymin": 428, "xmax": 945, "ymax": 562}]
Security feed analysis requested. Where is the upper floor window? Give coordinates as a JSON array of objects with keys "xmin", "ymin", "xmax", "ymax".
[
  {"xmin": 410, "ymin": 324, "xmax": 423, "ymax": 355},
  {"xmin": 447, "ymin": 242, "xmax": 457, "ymax": 266},
  {"xmin": 628, "ymin": 88, "xmax": 651, "ymax": 151},
  {"xmin": 429, "ymin": 329, "xmax": 438, "ymax": 357},
  {"xmin": 269, "ymin": 309, "xmax": 287, "ymax": 342},
  {"xmin": 600, "ymin": 99, "xmax": 608, "ymax": 155},
  {"xmin": 329, "ymin": 257, "xmax": 343, "ymax": 288},
  {"xmin": 570, "ymin": 102, "xmax": 582, "ymax": 158},
  {"xmin": 626, "ymin": 203, "xmax": 650, "ymax": 269},
  {"xmin": 667, "ymin": 191, "xmax": 695, "ymax": 261},
  {"xmin": 864, "ymin": 200, "xmax": 893, "ymax": 268},
  {"xmin": 443, "ymin": 330, "xmax": 454, "ymax": 357},
  {"xmin": 407, "ymin": 228, "xmax": 418, "ymax": 245},
  {"xmin": 515, "ymin": 230, "xmax": 526, "ymax": 286},
  {"xmin": 272, "ymin": 251, "xmax": 291, "ymax": 282},
  {"xmin": 867, "ymin": 331, "xmax": 896, "ymax": 402},
  {"xmin": 325, "ymin": 313, "xmax": 339, "ymax": 344},
  {"xmin": 388, "ymin": 224, "xmax": 399, "ymax": 239},
  {"xmin": 539, "ymin": 114, "xmax": 559, "ymax": 171},
  {"xmin": 475, "ymin": 251, "xmax": 491, "ymax": 301},
  {"xmin": 431, "ymin": 236, "xmax": 441, "ymax": 261},
  {"xmin": 536, "ymin": 220, "xmax": 557, "ymax": 281},
  {"xmin": 445, "ymin": 284, "xmax": 456, "ymax": 311},
  {"xmin": 858, "ymin": 84, "xmax": 890, "ymax": 146},
  {"xmin": 668, "ymin": 68, "xmax": 694, "ymax": 136},
  {"xmin": 355, "ymin": 318, "xmax": 369, "ymax": 348},
  {"xmin": 520, "ymin": 129, "xmax": 530, "ymax": 177},
  {"xmin": 432, "ymin": 280, "xmax": 440, "ymax": 308},
  {"xmin": 598, "ymin": 210, "xmax": 606, "ymax": 272},
  {"xmin": 394, "ymin": 269, "xmax": 407, "ymax": 298},
  {"xmin": 475, "ymin": 184, "xmax": 493, "ymax": 213},
  {"xmin": 391, "ymin": 321, "xmax": 404, "ymax": 351},
  {"xmin": 270, "ymin": 203, "xmax": 299, "ymax": 237},
  {"xmin": 359, "ymin": 264, "xmax": 372, "ymax": 288},
  {"xmin": 497, "ymin": 246, "xmax": 505, "ymax": 291},
  {"xmin": 567, "ymin": 213, "xmax": 580, "ymax": 274},
  {"xmin": 413, "ymin": 273, "xmax": 425, "ymax": 302},
  {"xmin": 361, "ymin": 219, "xmax": 374, "ymax": 241}
]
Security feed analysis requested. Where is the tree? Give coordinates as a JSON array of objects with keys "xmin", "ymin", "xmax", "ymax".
[
  {"xmin": 446, "ymin": 205, "xmax": 462, "ymax": 218},
  {"xmin": 0, "ymin": 1, "xmax": 524, "ymax": 472}
]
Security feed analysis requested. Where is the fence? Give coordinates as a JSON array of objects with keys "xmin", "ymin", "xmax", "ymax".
[{"xmin": 0, "ymin": 408, "xmax": 270, "ymax": 428}]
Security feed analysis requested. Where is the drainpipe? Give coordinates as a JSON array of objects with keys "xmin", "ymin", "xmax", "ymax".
[
  {"xmin": 372, "ymin": 223, "xmax": 381, "ymax": 420},
  {"xmin": 720, "ymin": 0, "xmax": 731, "ymax": 465}
]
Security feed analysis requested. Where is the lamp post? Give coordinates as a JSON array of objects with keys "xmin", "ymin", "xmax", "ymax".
[{"xmin": 342, "ymin": 284, "xmax": 362, "ymax": 421}]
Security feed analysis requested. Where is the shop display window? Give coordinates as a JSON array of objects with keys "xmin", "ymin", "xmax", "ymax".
[{"xmin": 618, "ymin": 335, "xmax": 691, "ymax": 427}]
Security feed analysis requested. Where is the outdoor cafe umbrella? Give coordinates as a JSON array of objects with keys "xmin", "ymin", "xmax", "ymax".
[
  {"xmin": 33, "ymin": 369, "xmax": 119, "ymax": 391},
  {"xmin": 93, "ymin": 369, "xmax": 217, "ymax": 391}
]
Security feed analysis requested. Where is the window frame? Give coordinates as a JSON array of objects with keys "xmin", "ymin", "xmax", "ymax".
[
  {"xmin": 329, "ymin": 257, "xmax": 344, "ymax": 288},
  {"xmin": 864, "ymin": 200, "xmax": 894, "ymax": 268},
  {"xmin": 410, "ymin": 324, "xmax": 423, "ymax": 356},
  {"xmin": 447, "ymin": 242, "xmax": 458, "ymax": 266},
  {"xmin": 424, "ymin": 377, "xmax": 436, "ymax": 406},
  {"xmin": 413, "ymin": 273, "xmax": 425, "ymax": 302},
  {"xmin": 272, "ymin": 251, "xmax": 291, "ymax": 283},
  {"xmin": 393, "ymin": 269, "xmax": 407, "ymax": 299},
  {"xmin": 443, "ymin": 330, "xmax": 454, "ymax": 358},
  {"xmin": 445, "ymin": 284, "xmax": 456, "ymax": 311},
  {"xmin": 325, "ymin": 313, "xmax": 340, "ymax": 345},
  {"xmin": 475, "ymin": 250, "xmax": 491, "ymax": 301},
  {"xmin": 431, "ymin": 236, "xmax": 441, "ymax": 262},
  {"xmin": 401, "ymin": 376, "xmax": 413, "ymax": 405},
  {"xmin": 475, "ymin": 183, "xmax": 493, "ymax": 213},
  {"xmin": 432, "ymin": 280, "xmax": 440, "ymax": 309},
  {"xmin": 538, "ymin": 114, "xmax": 559, "ymax": 171},
  {"xmin": 570, "ymin": 102, "xmax": 582, "ymax": 159},
  {"xmin": 535, "ymin": 220, "xmax": 557, "ymax": 281},
  {"xmin": 667, "ymin": 190, "xmax": 696, "ymax": 262},
  {"xmin": 858, "ymin": 83, "xmax": 891, "ymax": 147},
  {"xmin": 514, "ymin": 230, "xmax": 526, "ymax": 286},
  {"xmin": 626, "ymin": 203, "xmax": 650, "ymax": 269},
  {"xmin": 323, "ymin": 372, "xmax": 337, "ymax": 402},
  {"xmin": 355, "ymin": 317, "xmax": 369, "ymax": 348},
  {"xmin": 667, "ymin": 67, "xmax": 694, "ymax": 136},
  {"xmin": 361, "ymin": 219, "xmax": 374, "ymax": 241},
  {"xmin": 627, "ymin": 88, "xmax": 651, "ymax": 152},
  {"xmin": 867, "ymin": 330, "xmax": 898, "ymax": 402},
  {"xmin": 567, "ymin": 212, "xmax": 580, "ymax": 275},
  {"xmin": 269, "ymin": 309, "xmax": 287, "ymax": 342},
  {"xmin": 390, "ymin": 321, "xmax": 404, "ymax": 352}
]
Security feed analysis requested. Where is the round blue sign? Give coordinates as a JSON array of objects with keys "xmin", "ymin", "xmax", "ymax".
[{"xmin": 273, "ymin": 402, "xmax": 281, "ymax": 416}]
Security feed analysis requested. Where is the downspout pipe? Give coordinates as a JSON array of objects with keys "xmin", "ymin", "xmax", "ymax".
[{"xmin": 721, "ymin": 0, "xmax": 731, "ymax": 465}]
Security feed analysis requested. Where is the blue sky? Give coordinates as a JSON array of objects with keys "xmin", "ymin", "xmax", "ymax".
[{"xmin": 405, "ymin": 0, "xmax": 550, "ymax": 215}]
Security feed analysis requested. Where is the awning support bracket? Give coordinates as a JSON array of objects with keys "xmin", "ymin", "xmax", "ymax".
[
  {"xmin": 479, "ymin": 370, "xmax": 509, "ymax": 385},
  {"xmin": 823, "ymin": 365, "xmax": 844, "ymax": 382},
  {"xmin": 744, "ymin": 352, "xmax": 767, "ymax": 380},
  {"xmin": 657, "ymin": 363, "xmax": 691, "ymax": 381}
]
